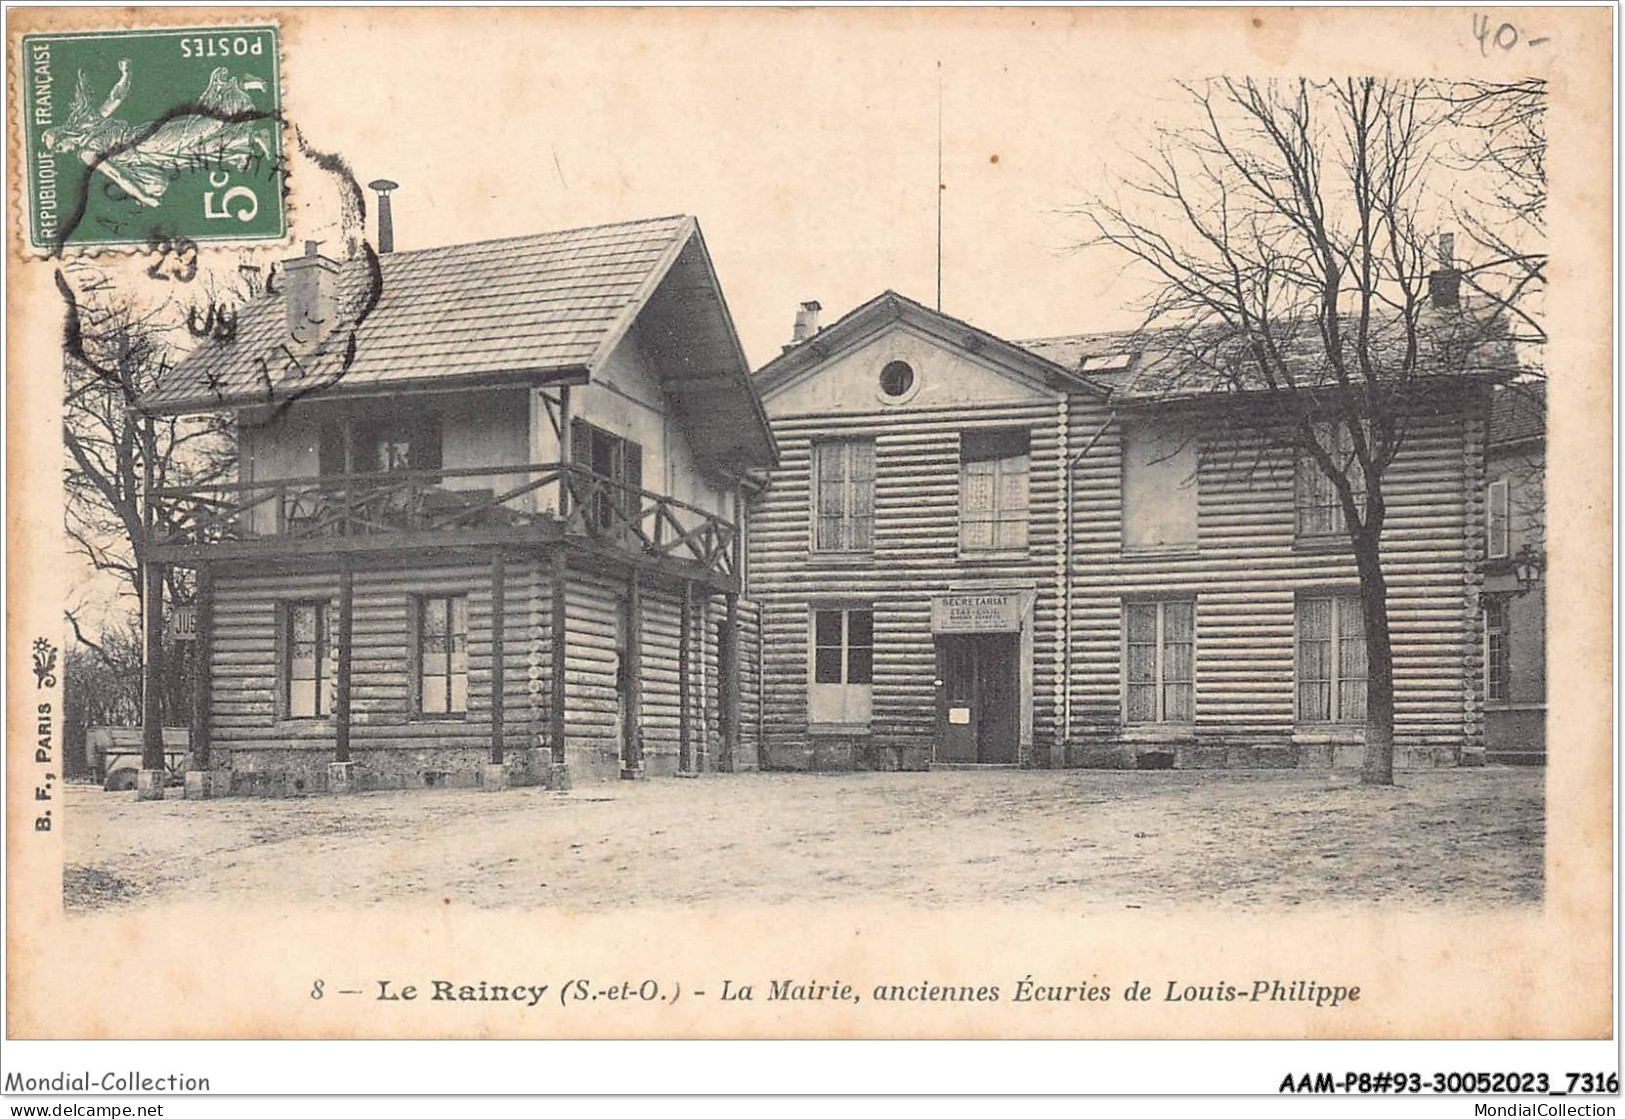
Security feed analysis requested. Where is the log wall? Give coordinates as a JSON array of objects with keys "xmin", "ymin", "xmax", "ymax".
[
  {"xmin": 1063, "ymin": 385, "xmax": 1487, "ymax": 766},
  {"xmin": 749, "ymin": 372, "xmax": 1489, "ymax": 770},
  {"xmin": 751, "ymin": 399, "xmax": 1067, "ymax": 770},
  {"xmin": 205, "ymin": 552, "xmax": 733, "ymax": 788}
]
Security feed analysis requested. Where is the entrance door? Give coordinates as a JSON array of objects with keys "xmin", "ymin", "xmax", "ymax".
[{"xmin": 935, "ymin": 634, "xmax": 1019, "ymax": 764}]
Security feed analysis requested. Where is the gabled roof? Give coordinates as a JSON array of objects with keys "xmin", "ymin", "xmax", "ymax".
[
  {"xmin": 1489, "ymin": 380, "xmax": 1545, "ymax": 447},
  {"xmin": 753, "ymin": 290, "xmax": 1104, "ymax": 398},
  {"xmin": 141, "ymin": 214, "xmax": 777, "ymax": 469}
]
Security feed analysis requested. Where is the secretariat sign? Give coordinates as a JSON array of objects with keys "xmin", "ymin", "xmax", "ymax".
[{"xmin": 931, "ymin": 591, "xmax": 1024, "ymax": 634}]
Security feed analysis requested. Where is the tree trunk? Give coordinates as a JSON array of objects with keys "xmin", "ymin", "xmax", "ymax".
[{"xmin": 1354, "ymin": 534, "xmax": 1396, "ymax": 786}]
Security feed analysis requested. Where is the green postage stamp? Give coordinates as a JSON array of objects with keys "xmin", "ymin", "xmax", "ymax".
[{"xmin": 19, "ymin": 24, "xmax": 285, "ymax": 251}]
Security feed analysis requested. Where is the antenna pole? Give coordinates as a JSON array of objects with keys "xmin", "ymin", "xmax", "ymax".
[{"xmin": 936, "ymin": 61, "xmax": 943, "ymax": 311}]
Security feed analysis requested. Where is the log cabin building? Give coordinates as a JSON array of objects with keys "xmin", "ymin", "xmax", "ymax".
[
  {"xmin": 748, "ymin": 290, "xmax": 1509, "ymax": 771},
  {"xmin": 138, "ymin": 214, "xmax": 777, "ymax": 795}
]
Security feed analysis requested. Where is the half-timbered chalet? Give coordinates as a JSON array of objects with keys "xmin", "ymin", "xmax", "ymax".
[
  {"xmin": 139, "ymin": 214, "xmax": 776, "ymax": 795},
  {"xmin": 749, "ymin": 290, "xmax": 1506, "ymax": 771}
]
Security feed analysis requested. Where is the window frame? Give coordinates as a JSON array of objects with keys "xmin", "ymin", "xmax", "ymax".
[
  {"xmin": 1120, "ymin": 422, "xmax": 1199, "ymax": 553},
  {"xmin": 809, "ymin": 438, "xmax": 876, "ymax": 556},
  {"xmin": 410, "ymin": 592, "xmax": 470, "ymax": 718},
  {"xmin": 279, "ymin": 599, "xmax": 333, "ymax": 721},
  {"xmin": 1295, "ymin": 592, "xmax": 1369, "ymax": 725},
  {"xmin": 1121, "ymin": 598, "xmax": 1197, "ymax": 725},
  {"xmin": 807, "ymin": 604, "xmax": 875, "ymax": 730},
  {"xmin": 1484, "ymin": 593, "xmax": 1511, "ymax": 704},
  {"xmin": 570, "ymin": 418, "xmax": 645, "ymax": 539},
  {"xmin": 1295, "ymin": 425, "xmax": 1367, "ymax": 541},
  {"xmin": 958, "ymin": 427, "xmax": 1031, "ymax": 557}
]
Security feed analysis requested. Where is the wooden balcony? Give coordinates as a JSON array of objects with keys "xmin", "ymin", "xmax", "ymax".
[{"xmin": 146, "ymin": 462, "xmax": 740, "ymax": 588}]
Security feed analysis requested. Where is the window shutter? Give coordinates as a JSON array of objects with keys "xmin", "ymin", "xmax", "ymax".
[
  {"xmin": 1487, "ymin": 478, "xmax": 1510, "ymax": 559},
  {"xmin": 624, "ymin": 442, "xmax": 643, "ymax": 492}
]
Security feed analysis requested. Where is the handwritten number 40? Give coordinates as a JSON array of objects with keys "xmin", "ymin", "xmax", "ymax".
[
  {"xmin": 205, "ymin": 171, "xmax": 259, "ymax": 223},
  {"xmin": 1474, "ymin": 14, "xmax": 1548, "ymax": 55}
]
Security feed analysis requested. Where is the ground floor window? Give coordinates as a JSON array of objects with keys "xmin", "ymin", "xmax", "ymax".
[
  {"xmin": 809, "ymin": 606, "xmax": 873, "ymax": 727},
  {"xmin": 284, "ymin": 601, "xmax": 332, "ymax": 718},
  {"xmin": 1124, "ymin": 599, "xmax": 1194, "ymax": 723},
  {"xmin": 1484, "ymin": 594, "xmax": 1511, "ymax": 703},
  {"xmin": 416, "ymin": 594, "xmax": 469, "ymax": 715},
  {"xmin": 1296, "ymin": 594, "xmax": 1367, "ymax": 723}
]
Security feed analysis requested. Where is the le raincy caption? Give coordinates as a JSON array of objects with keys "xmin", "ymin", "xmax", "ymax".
[{"xmin": 315, "ymin": 976, "xmax": 1362, "ymax": 1010}]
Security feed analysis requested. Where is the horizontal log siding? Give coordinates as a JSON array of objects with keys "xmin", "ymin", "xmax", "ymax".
[
  {"xmin": 1066, "ymin": 384, "xmax": 1486, "ymax": 754},
  {"xmin": 211, "ymin": 561, "xmax": 538, "ymax": 751},
  {"xmin": 208, "ymin": 555, "xmax": 733, "ymax": 779},
  {"xmin": 738, "ymin": 597, "xmax": 764, "ymax": 770},
  {"xmin": 751, "ymin": 401, "xmax": 1066, "ymax": 767}
]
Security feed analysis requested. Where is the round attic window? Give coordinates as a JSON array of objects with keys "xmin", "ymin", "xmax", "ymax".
[{"xmin": 878, "ymin": 360, "xmax": 918, "ymax": 403}]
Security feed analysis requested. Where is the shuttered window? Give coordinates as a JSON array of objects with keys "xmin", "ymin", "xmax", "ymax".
[
  {"xmin": 1484, "ymin": 594, "xmax": 1510, "ymax": 703},
  {"xmin": 417, "ymin": 594, "xmax": 469, "ymax": 715},
  {"xmin": 1122, "ymin": 425, "xmax": 1198, "ymax": 550},
  {"xmin": 1486, "ymin": 477, "xmax": 1511, "ymax": 559},
  {"xmin": 813, "ymin": 439, "xmax": 875, "ymax": 553},
  {"xmin": 1296, "ymin": 594, "xmax": 1367, "ymax": 723},
  {"xmin": 571, "ymin": 419, "xmax": 644, "ymax": 538},
  {"xmin": 960, "ymin": 429, "xmax": 1030, "ymax": 554},
  {"xmin": 1124, "ymin": 600, "xmax": 1195, "ymax": 723},
  {"xmin": 285, "ymin": 601, "xmax": 332, "ymax": 718},
  {"xmin": 1296, "ymin": 425, "xmax": 1366, "ymax": 538}
]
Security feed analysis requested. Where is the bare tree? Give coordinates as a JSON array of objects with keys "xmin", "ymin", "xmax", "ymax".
[
  {"xmin": 1081, "ymin": 78, "xmax": 1533, "ymax": 785},
  {"xmin": 60, "ymin": 268, "xmax": 239, "ymax": 723},
  {"xmin": 1440, "ymin": 79, "xmax": 1546, "ymax": 349}
]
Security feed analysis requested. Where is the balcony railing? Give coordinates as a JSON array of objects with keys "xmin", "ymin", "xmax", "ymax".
[{"xmin": 150, "ymin": 463, "xmax": 739, "ymax": 581}]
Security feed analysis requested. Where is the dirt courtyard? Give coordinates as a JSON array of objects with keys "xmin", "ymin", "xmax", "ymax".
[{"xmin": 62, "ymin": 767, "xmax": 1543, "ymax": 912}]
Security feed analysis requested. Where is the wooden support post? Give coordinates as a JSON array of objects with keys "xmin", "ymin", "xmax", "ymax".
[
  {"xmin": 721, "ymin": 591, "xmax": 740, "ymax": 772},
  {"xmin": 621, "ymin": 571, "xmax": 643, "ymax": 778},
  {"xmin": 489, "ymin": 550, "xmax": 506, "ymax": 765},
  {"xmin": 334, "ymin": 565, "xmax": 354, "ymax": 764},
  {"xmin": 678, "ymin": 580, "xmax": 693, "ymax": 773},
  {"xmin": 557, "ymin": 386, "xmax": 572, "ymax": 522},
  {"xmin": 549, "ymin": 548, "xmax": 568, "ymax": 768},
  {"xmin": 140, "ymin": 560, "xmax": 166, "ymax": 773},
  {"xmin": 190, "ymin": 565, "xmax": 214, "ymax": 770}
]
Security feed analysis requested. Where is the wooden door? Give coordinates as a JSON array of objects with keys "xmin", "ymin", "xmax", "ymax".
[
  {"xmin": 975, "ymin": 634, "xmax": 1019, "ymax": 763},
  {"xmin": 936, "ymin": 638, "xmax": 979, "ymax": 762}
]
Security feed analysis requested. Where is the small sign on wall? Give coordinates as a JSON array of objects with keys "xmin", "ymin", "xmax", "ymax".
[
  {"xmin": 948, "ymin": 707, "xmax": 971, "ymax": 725},
  {"xmin": 165, "ymin": 606, "xmax": 197, "ymax": 642}
]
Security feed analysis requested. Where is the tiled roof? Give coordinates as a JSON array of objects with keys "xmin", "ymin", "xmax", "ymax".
[
  {"xmin": 1017, "ymin": 314, "xmax": 1516, "ymax": 402},
  {"xmin": 1489, "ymin": 380, "xmax": 1545, "ymax": 446},
  {"xmin": 142, "ymin": 215, "xmax": 695, "ymax": 411}
]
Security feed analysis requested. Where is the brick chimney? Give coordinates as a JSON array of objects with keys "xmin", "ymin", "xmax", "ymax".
[
  {"xmin": 1428, "ymin": 232, "xmax": 1460, "ymax": 310},
  {"xmin": 791, "ymin": 300, "xmax": 822, "ymax": 344},
  {"xmin": 284, "ymin": 240, "xmax": 341, "ymax": 344},
  {"xmin": 367, "ymin": 178, "xmax": 399, "ymax": 254}
]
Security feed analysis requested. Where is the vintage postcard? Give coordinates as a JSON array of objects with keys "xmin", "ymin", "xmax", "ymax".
[{"xmin": 2, "ymin": 2, "xmax": 1614, "ymax": 1093}]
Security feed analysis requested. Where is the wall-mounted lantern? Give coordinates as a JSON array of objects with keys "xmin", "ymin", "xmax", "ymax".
[{"xmin": 1513, "ymin": 542, "xmax": 1544, "ymax": 596}]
